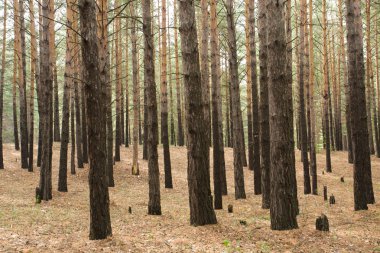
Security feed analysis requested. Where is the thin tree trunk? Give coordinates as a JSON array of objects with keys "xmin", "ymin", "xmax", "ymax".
[
  {"xmin": 161, "ymin": 0, "xmax": 173, "ymax": 188},
  {"xmin": 226, "ymin": 0, "xmax": 246, "ymax": 199},
  {"xmin": 0, "ymin": 0, "xmax": 6, "ymax": 169},
  {"xmin": 258, "ymin": 0, "xmax": 270, "ymax": 208},
  {"xmin": 114, "ymin": 0, "xmax": 121, "ymax": 162},
  {"xmin": 322, "ymin": 0, "xmax": 332, "ymax": 172},
  {"xmin": 125, "ymin": 20, "xmax": 130, "ymax": 147},
  {"xmin": 81, "ymin": 84, "xmax": 88, "ymax": 163},
  {"xmin": 18, "ymin": 0, "xmax": 29, "ymax": 169}
]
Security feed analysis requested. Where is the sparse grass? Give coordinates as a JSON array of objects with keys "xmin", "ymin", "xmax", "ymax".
[{"xmin": 0, "ymin": 144, "xmax": 378, "ymax": 252}]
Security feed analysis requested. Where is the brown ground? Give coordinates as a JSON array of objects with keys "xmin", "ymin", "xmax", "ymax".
[{"xmin": 0, "ymin": 143, "xmax": 379, "ymax": 252}]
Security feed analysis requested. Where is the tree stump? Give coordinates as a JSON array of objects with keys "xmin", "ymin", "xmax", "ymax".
[
  {"xmin": 323, "ymin": 186, "xmax": 328, "ymax": 201},
  {"xmin": 316, "ymin": 214, "xmax": 329, "ymax": 231},
  {"xmin": 35, "ymin": 187, "xmax": 41, "ymax": 204},
  {"xmin": 329, "ymin": 195, "xmax": 336, "ymax": 205},
  {"xmin": 228, "ymin": 204, "xmax": 233, "ymax": 213},
  {"xmin": 340, "ymin": 177, "xmax": 344, "ymax": 182},
  {"xmin": 128, "ymin": 206, "xmax": 132, "ymax": 214}
]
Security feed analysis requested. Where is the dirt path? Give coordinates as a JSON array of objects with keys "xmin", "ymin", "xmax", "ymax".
[{"xmin": 0, "ymin": 143, "xmax": 379, "ymax": 252}]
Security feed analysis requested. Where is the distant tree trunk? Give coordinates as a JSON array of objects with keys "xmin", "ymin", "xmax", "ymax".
[
  {"xmin": 18, "ymin": 0, "xmax": 29, "ymax": 169},
  {"xmin": 131, "ymin": 1, "xmax": 139, "ymax": 175},
  {"xmin": 179, "ymin": 0, "xmax": 217, "ymax": 225},
  {"xmin": 0, "ymin": 0, "xmax": 6, "ymax": 169},
  {"xmin": 226, "ymin": 0, "xmax": 246, "ymax": 199},
  {"xmin": 161, "ymin": 0, "xmax": 173, "ymax": 188},
  {"xmin": 48, "ymin": 0, "xmax": 60, "ymax": 142},
  {"xmin": 39, "ymin": 0, "xmax": 53, "ymax": 201},
  {"xmin": 345, "ymin": 0, "xmax": 375, "ymax": 210},
  {"xmin": 267, "ymin": 0, "xmax": 298, "ymax": 230},
  {"xmin": 322, "ymin": 0, "xmax": 332, "ymax": 172},
  {"xmin": 338, "ymin": 0, "xmax": 352, "ymax": 163},
  {"xmin": 12, "ymin": 46, "xmax": 20, "ymax": 151},
  {"xmin": 125, "ymin": 21, "xmax": 130, "ymax": 147},
  {"xmin": 58, "ymin": 0, "xmax": 74, "ymax": 191},
  {"xmin": 143, "ymin": 0, "xmax": 162, "ymax": 215},
  {"xmin": 114, "ymin": 0, "xmax": 121, "ymax": 162},
  {"xmin": 79, "ymin": 0, "xmax": 112, "ymax": 240},
  {"xmin": 70, "ymin": 73, "xmax": 76, "ymax": 175},
  {"xmin": 366, "ymin": 0, "xmax": 378, "ymax": 156},
  {"xmin": 211, "ymin": 0, "xmax": 223, "ymax": 209},
  {"xmin": 200, "ymin": 0, "xmax": 211, "ymax": 146},
  {"xmin": 28, "ymin": 0, "xmax": 38, "ymax": 172},
  {"xmin": 258, "ymin": 0, "xmax": 270, "ymax": 209},
  {"xmin": 376, "ymin": 18, "xmax": 380, "ymax": 159},
  {"xmin": 309, "ymin": 0, "xmax": 317, "ymax": 195},
  {"xmin": 249, "ymin": 0, "xmax": 261, "ymax": 194},
  {"xmin": 299, "ymin": 0, "xmax": 311, "ymax": 194},
  {"xmin": 174, "ymin": 2, "xmax": 184, "ymax": 147},
  {"xmin": 168, "ymin": 22, "xmax": 176, "ymax": 147}
]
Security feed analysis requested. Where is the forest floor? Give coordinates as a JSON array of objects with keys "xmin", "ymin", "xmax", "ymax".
[{"xmin": 0, "ymin": 143, "xmax": 379, "ymax": 252}]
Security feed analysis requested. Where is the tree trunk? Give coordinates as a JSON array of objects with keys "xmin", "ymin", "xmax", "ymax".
[
  {"xmin": 345, "ymin": 0, "xmax": 375, "ymax": 210},
  {"xmin": 58, "ymin": 0, "xmax": 74, "ymax": 192},
  {"xmin": 174, "ymin": 1, "xmax": 184, "ymax": 147},
  {"xmin": 81, "ymin": 84, "xmax": 88, "ymax": 163},
  {"xmin": 39, "ymin": 0, "xmax": 53, "ymax": 201},
  {"xmin": 114, "ymin": 0, "xmax": 121, "ymax": 162},
  {"xmin": 267, "ymin": 0, "xmax": 298, "ymax": 230},
  {"xmin": 309, "ymin": 0, "xmax": 317, "ymax": 195},
  {"xmin": 143, "ymin": 0, "xmax": 162, "ymax": 215},
  {"xmin": 131, "ymin": 2, "xmax": 139, "ymax": 175},
  {"xmin": 226, "ymin": 0, "xmax": 246, "ymax": 199},
  {"xmin": 322, "ymin": 0, "xmax": 332, "ymax": 172},
  {"xmin": 178, "ymin": 0, "xmax": 217, "ymax": 226},
  {"xmin": 78, "ymin": 0, "xmax": 112, "ymax": 239},
  {"xmin": 211, "ymin": 0, "xmax": 223, "ymax": 209},
  {"xmin": 18, "ymin": 0, "xmax": 29, "ymax": 169},
  {"xmin": 0, "ymin": 0, "xmax": 6, "ymax": 169},
  {"xmin": 299, "ymin": 0, "xmax": 311, "ymax": 194},
  {"xmin": 125, "ymin": 20, "xmax": 130, "ymax": 147},
  {"xmin": 161, "ymin": 0, "xmax": 173, "ymax": 188},
  {"xmin": 258, "ymin": 0, "xmax": 270, "ymax": 209}
]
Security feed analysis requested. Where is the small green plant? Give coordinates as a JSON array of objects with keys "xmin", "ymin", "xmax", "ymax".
[{"xmin": 222, "ymin": 239, "xmax": 241, "ymax": 253}]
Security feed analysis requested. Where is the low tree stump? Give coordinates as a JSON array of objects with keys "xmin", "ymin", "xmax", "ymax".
[
  {"xmin": 128, "ymin": 206, "xmax": 132, "ymax": 214},
  {"xmin": 35, "ymin": 187, "xmax": 41, "ymax": 204},
  {"xmin": 228, "ymin": 204, "xmax": 233, "ymax": 213},
  {"xmin": 316, "ymin": 214, "xmax": 329, "ymax": 231},
  {"xmin": 323, "ymin": 186, "xmax": 328, "ymax": 201},
  {"xmin": 329, "ymin": 195, "xmax": 336, "ymax": 205},
  {"xmin": 239, "ymin": 220, "xmax": 247, "ymax": 226},
  {"xmin": 340, "ymin": 177, "xmax": 344, "ymax": 182}
]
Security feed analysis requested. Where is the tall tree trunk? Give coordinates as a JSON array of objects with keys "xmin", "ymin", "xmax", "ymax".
[
  {"xmin": 200, "ymin": 0, "xmax": 211, "ymax": 146},
  {"xmin": 143, "ymin": 0, "xmax": 162, "ymax": 215},
  {"xmin": 178, "ymin": 0, "xmax": 217, "ymax": 225},
  {"xmin": 249, "ymin": 0, "xmax": 261, "ymax": 194},
  {"xmin": 70, "ymin": 86, "xmax": 75, "ymax": 175},
  {"xmin": 18, "ymin": 0, "xmax": 29, "ymax": 169},
  {"xmin": 125, "ymin": 20, "xmax": 130, "ymax": 147},
  {"xmin": 258, "ymin": 0, "xmax": 270, "ymax": 208},
  {"xmin": 226, "ymin": 0, "xmax": 246, "ymax": 199},
  {"xmin": 74, "ymin": 77, "xmax": 84, "ymax": 168},
  {"xmin": 29, "ymin": 0, "xmax": 38, "ymax": 172},
  {"xmin": 161, "ymin": 0, "xmax": 173, "ymax": 188},
  {"xmin": 114, "ymin": 0, "xmax": 121, "ymax": 162},
  {"xmin": 211, "ymin": 0, "xmax": 223, "ymax": 209},
  {"xmin": 58, "ymin": 0, "xmax": 74, "ymax": 192},
  {"xmin": 0, "ymin": 0, "xmax": 6, "ymax": 169},
  {"xmin": 49, "ymin": 0, "xmax": 60, "ymax": 142},
  {"xmin": 309, "ymin": 0, "xmax": 317, "ymax": 195},
  {"xmin": 81, "ymin": 84, "xmax": 88, "ymax": 163},
  {"xmin": 39, "ymin": 0, "xmax": 53, "ymax": 201},
  {"xmin": 168, "ymin": 21, "xmax": 176, "ymax": 147},
  {"xmin": 345, "ymin": 0, "xmax": 375, "ymax": 210},
  {"xmin": 338, "ymin": 0, "xmax": 353, "ymax": 163},
  {"xmin": 79, "ymin": 0, "xmax": 112, "ymax": 239},
  {"xmin": 174, "ymin": 0, "xmax": 184, "ymax": 147},
  {"xmin": 131, "ymin": 1, "xmax": 139, "ymax": 175},
  {"xmin": 299, "ymin": 0, "xmax": 311, "ymax": 194},
  {"xmin": 267, "ymin": 0, "xmax": 298, "ymax": 230},
  {"xmin": 322, "ymin": 0, "xmax": 332, "ymax": 172}
]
